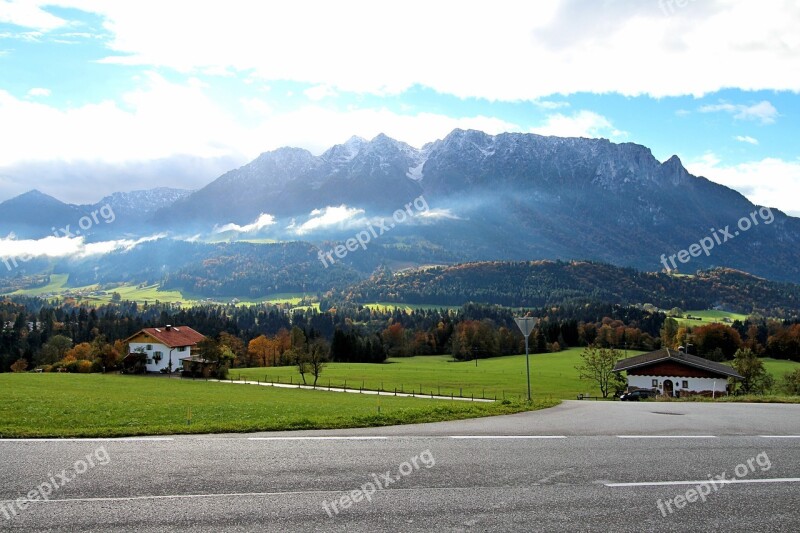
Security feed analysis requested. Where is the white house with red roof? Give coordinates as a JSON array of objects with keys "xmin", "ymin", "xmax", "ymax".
[
  {"xmin": 123, "ymin": 325, "xmax": 206, "ymax": 373},
  {"xmin": 613, "ymin": 348, "xmax": 743, "ymax": 397}
]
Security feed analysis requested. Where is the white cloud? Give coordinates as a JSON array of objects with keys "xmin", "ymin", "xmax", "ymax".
[
  {"xmin": 0, "ymin": 1, "xmax": 67, "ymax": 30},
  {"xmin": 0, "ymin": 73, "xmax": 244, "ymax": 164},
  {"xmin": 213, "ymin": 213, "xmax": 276, "ymax": 234},
  {"xmin": 699, "ymin": 100, "xmax": 779, "ymax": 124},
  {"xmin": 295, "ymin": 205, "xmax": 364, "ymax": 235},
  {"xmin": 26, "ymin": 87, "xmax": 50, "ymax": 97},
  {"xmin": 239, "ymin": 97, "xmax": 272, "ymax": 116},
  {"xmin": 685, "ymin": 153, "xmax": 800, "ymax": 216},
  {"xmin": 33, "ymin": 0, "xmax": 800, "ymax": 100},
  {"xmin": 0, "ymin": 233, "xmax": 164, "ymax": 261},
  {"xmin": 417, "ymin": 208, "xmax": 462, "ymax": 221},
  {"xmin": 734, "ymin": 135, "xmax": 759, "ymax": 145},
  {"xmin": 303, "ymin": 84, "xmax": 337, "ymax": 101},
  {"xmin": 0, "ymin": 74, "xmax": 523, "ymax": 201},
  {"xmin": 533, "ymin": 100, "xmax": 571, "ymax": 110},
  {"xmin": 529, "ymin": 110, "xmax": 626, "ymax": 140}
]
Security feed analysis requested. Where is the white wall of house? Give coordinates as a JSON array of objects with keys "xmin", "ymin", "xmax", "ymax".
[
  {"xmin": 129, "ymin": 341, "xmax": 190, "ymax": 372},
  {"xmin": 627, "ymin": 374, "xmax": 727, "ymax": 396}
]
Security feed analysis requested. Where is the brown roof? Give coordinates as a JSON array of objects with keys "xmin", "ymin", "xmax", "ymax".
[
  {"xmin": 613, "ymin": 348, "xmax": 743, "ymax": 379},
  {"xmin": 125, "ymin": 326, "xmax": 205, "ymax": 348}
]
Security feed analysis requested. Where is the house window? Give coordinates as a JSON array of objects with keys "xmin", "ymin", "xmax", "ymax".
[
  {"xmin": 178, "ymin": 346, "xmax": 186, "ymax": 352},
  {"xmin": 146, "ymin": 358, "xmax": 153, "ymax": 364},
  {"xmin": 682, "ymin": 380, "xmax": 689, "ymax": 389},
  {"xmin": 652, "ymin": 379, "xmax": 658, "ymax": 387},
  {"xmin": 146, "ymin": 344, "xmax": 152, "ymax": 350}
]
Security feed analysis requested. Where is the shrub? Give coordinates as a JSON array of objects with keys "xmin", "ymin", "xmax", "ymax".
[
  {"xmin": 783, "ymin": 368, "xmax": 800, "ymax": 395},
  {"xmin": 10, "ymin": 359, "xmax": 28, "ymax": 373}
]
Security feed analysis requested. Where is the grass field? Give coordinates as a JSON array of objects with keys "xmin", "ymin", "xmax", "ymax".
[
  {"xmin": 6, "ymin": 276, "xmax": 319, "ymax": 308},
  {"xmin": 9, "ymin": 273, "xmax": 72, "ymax": 296},
  {"xmin": 755, "ymin": 358, "xmax": 800, "ymax": 381},
  {"xmin": 235, "ymin": 349, "xmax": 800, "ymax": 401},
  {"xmin": 674, "ymin": 309, "xmax": 749, "ymax": 326},
  {"xmin": 0, "ymin": 374, "xmax": 555, "ymax": 438},
  {"xmin": 235, "ymin": 348, "xmax": 648, "ymax": 401}
]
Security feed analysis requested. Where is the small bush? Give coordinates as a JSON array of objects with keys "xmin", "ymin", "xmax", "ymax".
[{"xmin": 783, "ymin": 368, "xmax": 800, "ymax": 395}]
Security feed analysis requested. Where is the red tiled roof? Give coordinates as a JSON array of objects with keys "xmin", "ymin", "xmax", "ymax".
[{"xmin": 126, "ymin": 326, "xmax": 205, "ymax": 348}]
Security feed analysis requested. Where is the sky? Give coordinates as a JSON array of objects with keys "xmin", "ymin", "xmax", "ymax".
[{"xmin": 0, "ymin": 0, "xmax": 798, "ymax": 215}]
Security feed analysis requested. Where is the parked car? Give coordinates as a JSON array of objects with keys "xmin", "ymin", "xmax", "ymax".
[{"xmin": 620, "ymin": 389, "xmax": 658, "ymax": 401}]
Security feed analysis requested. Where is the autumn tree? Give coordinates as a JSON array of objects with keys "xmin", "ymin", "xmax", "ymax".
[
  {"xmin": 694, "ymin": 323, "xmax": 742, "ymax": 360},
  {"xmin": 65, "ymin": 342, "xmax": 94, "ymax": 362},
  {"xmin": 660, "ymin": 318, "xmax": 679, "ymax": 348},
  {"xmin": 381, "ymin": 322, "xmax": 407, "ymax": 357},
  {"xmin": 248, "ymin": 335, "xmax": 272, "ymax": 367},
  {"xmin": 219, "ymin": 332, "xmax": 246, "ymax": 367}
]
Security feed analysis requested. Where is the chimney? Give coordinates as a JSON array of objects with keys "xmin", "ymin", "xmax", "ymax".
[{"xmin": 165, "ymin": 325, "xmax": 172, "ymax": 331}]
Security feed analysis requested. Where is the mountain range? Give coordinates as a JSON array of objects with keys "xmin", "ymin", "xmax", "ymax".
[{"xmin": 2, "ymin": 129, "xmax": 799, "ymax": 284}]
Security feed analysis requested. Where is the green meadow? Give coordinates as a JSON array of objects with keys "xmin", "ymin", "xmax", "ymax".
[
  {"xmin": 235, "ymin": 348, "xmax": 649, "ymax": 401},
  {"xmin": 235, "ymin": 349, "xmax": 800, "ymax": 401},
  {"xmin": 0, "ymin": 373, "xmax": 553, "ymax": 438},
  {"xmin": 673, "ymin": 309, "xmax": 749, "ymax": 326}
]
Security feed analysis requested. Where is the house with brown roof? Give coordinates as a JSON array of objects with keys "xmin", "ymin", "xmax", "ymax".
[
  {"xmin": 613, "ymin": 348, "xmax": 743, "ymax": 397},
  {"xmin": 123, "ymin": 325, "xmax": 206, "ymax": 373}
]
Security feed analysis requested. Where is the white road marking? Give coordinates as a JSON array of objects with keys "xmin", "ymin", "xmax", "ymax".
[
  {"xmin": 450, "ymin": 435, "xmax": 566, "ymax": 439},
  {"xmin": 760, "ymin": 435, "xmax": 800, "ymax": 438},
  {"xmin": 247, "ymin": 436, "xmax": 388, "ymax": 441},
  {"xmin": 0, "ymin": 438, "xmax": 174, "ymax": 442},
  {"xmin": 0, "ymin": 490, "xmax": 332, "ymax": 505},
  {"xmin": 616, "ymin": 435, "xmax": 717, "ymax": 439},
  {"xmin": 606, "ymin": 478, "xmax": 800, "ymax": 487}
]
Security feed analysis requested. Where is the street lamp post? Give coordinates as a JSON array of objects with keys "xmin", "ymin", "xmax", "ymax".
[{"xmin": 514, "ymin": 316, "xmax": 539, "ymax": 402}]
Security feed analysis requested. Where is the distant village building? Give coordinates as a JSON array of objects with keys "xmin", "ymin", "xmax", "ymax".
[
  {"xmin": 122, "ymin": 325, "xmax": 205, "ymax": 373},
  {"xmin": 613, "ymin": 348, "xmax": 743, "ymax": 397}
]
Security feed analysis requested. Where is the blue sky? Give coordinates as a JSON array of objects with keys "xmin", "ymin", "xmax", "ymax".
[{"xmin": 0, "ymin": 0, "xmax": 798, "ymax": 215}]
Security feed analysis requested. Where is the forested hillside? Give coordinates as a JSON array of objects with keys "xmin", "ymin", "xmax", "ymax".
[{"xmin": 338, "ymin": 261, "xmax": 800, "ymax": 317}]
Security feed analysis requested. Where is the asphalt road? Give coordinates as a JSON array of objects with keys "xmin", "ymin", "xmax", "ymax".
[{"xmin": 1, "ymin": 401, "xmax": 798, "ymax": 532}]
